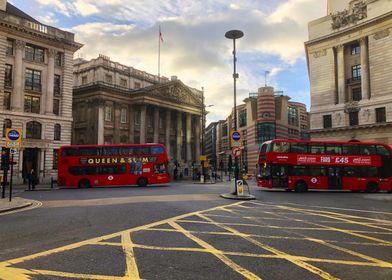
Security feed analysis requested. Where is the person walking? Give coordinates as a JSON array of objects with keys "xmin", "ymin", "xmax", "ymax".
[{"xmin": 28, "ymin": 169, "xmax": 37, "ymax": 190}]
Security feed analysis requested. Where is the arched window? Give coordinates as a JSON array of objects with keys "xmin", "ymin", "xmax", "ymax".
[
  {"xmin": 54, "ymin": 124, "xmax": 61, "ymax": 140},
  {"xmin": 2, "ymin": 119, "xmax": 12, "ymax": 137},
  {"xmin": 26, "ymin": 121, "xmax": 41, "ymax": 139}
]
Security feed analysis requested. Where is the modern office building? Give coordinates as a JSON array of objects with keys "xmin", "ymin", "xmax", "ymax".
[
  {"xmin": 72, "ymin": 55, "xmax": 204, "ymax": 176},
  {"xmin": 306, "ymin": 0, "xmax": 392, "ymax": 144},
  {"xmin": 0, "ymin": 0, "xmax": 82, "ymax": 183},
  {"xmin": 215, "ymin": 86, "xmax": 309, "ymax": 176}
]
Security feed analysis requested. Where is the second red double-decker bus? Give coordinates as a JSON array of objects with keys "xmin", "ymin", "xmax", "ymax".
[
  {"xmin": 57, "ymin": 143, "xmax": 170, "ymax": 188},
  {"xmin": 257, "ymin": 139, "xmax": 392, "ymax": 192}
]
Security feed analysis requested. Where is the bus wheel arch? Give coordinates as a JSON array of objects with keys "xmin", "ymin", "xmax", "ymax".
[
  {"xmin": 78, "ymin": 179, "xmax": 90, "ymax": 188},
  {"xmin": 137, "ymin": 177, "xmax": 148, "ymax": 187},
  {"xmin": 294, "ymin": 180, "xmax": 308, "ymax": 192},
  {"xmin": 366, "ymin": 181, "xmax": 379, "ymax": 193}
]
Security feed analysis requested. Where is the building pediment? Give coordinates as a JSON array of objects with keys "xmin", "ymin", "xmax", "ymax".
[{"xmin": 145, "ymin": 81, "xmax": 202, "ymax": 107}]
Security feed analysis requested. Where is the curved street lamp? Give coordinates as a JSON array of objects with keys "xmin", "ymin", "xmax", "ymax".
[{"xmin": 225, "ymin": 29, "xmax": 244, "ymax": 185}]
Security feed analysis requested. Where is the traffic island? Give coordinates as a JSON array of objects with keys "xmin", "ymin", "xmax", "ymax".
[{"xmin": 220, "ymin": 179, "xmax": 256, "ymax": 200}]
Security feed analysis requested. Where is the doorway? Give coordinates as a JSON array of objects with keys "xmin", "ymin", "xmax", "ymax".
[{"xmin": 23, "ymin": 148, "xmax": 39, "ymax": 182}]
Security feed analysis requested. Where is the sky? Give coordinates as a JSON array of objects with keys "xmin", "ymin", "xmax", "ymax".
[{"xmin": 10, "ymin": 0, "xmax": 326, "ymax": 124}]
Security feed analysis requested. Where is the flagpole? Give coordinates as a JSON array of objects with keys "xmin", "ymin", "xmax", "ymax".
[{"xmin": 158, "ymin": 25, "xmax": 161, "ymax": 83}]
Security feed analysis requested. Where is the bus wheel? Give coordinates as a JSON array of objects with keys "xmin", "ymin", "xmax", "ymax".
[
  {"xmin": 138, "ymin": 177, "xmax": 148, "ymax": 187},
  {"xmin": 366, "ymin": 182, "xmax": 379, "ymax": 193},
  {"xmin": 294, "ymin": 181, "xmax": 308, "ymax": 193},
  {"xmin": 78, "ymin": 179, "xmax": 90, "ymax": 188}
]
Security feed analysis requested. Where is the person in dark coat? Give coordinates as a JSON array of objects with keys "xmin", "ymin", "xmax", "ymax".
[{"xmin": 29, "ymin": 169, "xmax": 37, "ymax": 190}]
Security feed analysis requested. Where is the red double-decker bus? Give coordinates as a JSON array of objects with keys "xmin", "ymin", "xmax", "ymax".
[
  {"xmin": 257, "ymin": 139, "xmax": 392, "ymax": 192},
  {"xmin": 57, "ymin": 143, "xmax": 170, "ymax": 188}
]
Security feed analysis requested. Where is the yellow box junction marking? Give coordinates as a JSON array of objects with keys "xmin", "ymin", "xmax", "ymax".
[{"xmin": 0, "ymin": 201, "xmax": 391, "ymax": 280}]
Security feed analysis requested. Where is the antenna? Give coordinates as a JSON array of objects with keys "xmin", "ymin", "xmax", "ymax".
[{"xmin": 264, "ymin": 71, "xmax": 270, "ymax": 86}]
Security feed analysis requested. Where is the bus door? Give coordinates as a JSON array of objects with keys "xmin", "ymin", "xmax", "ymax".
[
  {"xmin": 271, "ymin": 165, "xmax": 288, "ymax": 188},
  {"xmin": 328, "ymin": 167, "xmax": 342, "ymax": 189}
]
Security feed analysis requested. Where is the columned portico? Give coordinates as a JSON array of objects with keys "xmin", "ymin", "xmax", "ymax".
[
  {"xmin": 97, "ymin": 102, "xmax": 104, "ymax": 144},
  {"xmin": 128, "ymin": 105, "xmax": 135, "ymax": 143}
]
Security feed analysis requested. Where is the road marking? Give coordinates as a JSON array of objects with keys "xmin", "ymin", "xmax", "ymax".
[
  {"xmin": 1, "ymin": 201, "xmax": 391, "ymax": 280},
  {"xmin": 0, "ymin": 200, "xmax": 42, "ymax": 216}
]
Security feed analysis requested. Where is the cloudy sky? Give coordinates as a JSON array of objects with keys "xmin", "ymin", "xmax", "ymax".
[{"xmin": 10, "ymin": 0, "xmax": 326, "ymax": 124}]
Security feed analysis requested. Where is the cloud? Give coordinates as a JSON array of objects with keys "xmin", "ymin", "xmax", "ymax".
[{"xmin": 34, "ymin": 0, "xmax": 325, "ymax": 123}]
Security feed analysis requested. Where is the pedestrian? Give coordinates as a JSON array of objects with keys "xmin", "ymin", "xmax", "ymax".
[{"xmin": 28, "ymin": 169, "xmax": 37, "ymax": 190}]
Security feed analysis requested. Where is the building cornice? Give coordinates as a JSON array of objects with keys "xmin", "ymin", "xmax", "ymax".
[{"xmin": 310, "ymin": 122, "xmax": 392, "ymax": 133}]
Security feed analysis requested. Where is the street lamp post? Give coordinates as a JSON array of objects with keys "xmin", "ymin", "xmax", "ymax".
[
  {"xmin": 201, "ymin": 87, "xmax": 214, "ymax": 181},
  {"xmin": 225, "ymin": 29, "xmax": 243, "ymax": 186}
]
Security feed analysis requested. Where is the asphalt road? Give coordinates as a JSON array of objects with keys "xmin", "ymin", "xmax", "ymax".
[{"xmin": 0, "ymin": 180, "xmax": 391, "ymax": 279}]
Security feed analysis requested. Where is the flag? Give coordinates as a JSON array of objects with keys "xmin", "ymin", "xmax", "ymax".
[{"xmin": 159, "ymin": 26, "xmax": 164, "ymax": 43}]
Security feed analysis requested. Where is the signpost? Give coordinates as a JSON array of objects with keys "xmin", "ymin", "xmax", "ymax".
[
  {"xmin": 5, "ymin": 128, "xmax": 22, "ymax": 201},
  {"xmin": 230, "ymin": 130, "xmax": 243, "ymax": 147}
]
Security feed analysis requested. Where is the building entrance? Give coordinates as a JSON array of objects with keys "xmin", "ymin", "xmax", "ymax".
[{"xmin": 23, "ymin": 148, "xmax": 39, "ymax": 182}]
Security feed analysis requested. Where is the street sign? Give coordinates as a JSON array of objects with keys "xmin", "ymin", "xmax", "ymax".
[
  {"xmin": 5, "ymin": 128, "xmax": 22, "ymax": 148},
  {"xmin": 230, "ymin": 130, "xmax": 243, "ymax": 147},
  {"xmin": 10, "ymin": 148, "xmax": 17, "ymax": 155},
  {"xmin": 236, "ymin": 180, "xmax": 244, "ymax": 196},
  {"xmin": 232, "ymin": 147, "xmax": 242, "ymax": 158},
  {"xmin": 199, "ymin": 155, "xmax": 207, "ymax": 161}
]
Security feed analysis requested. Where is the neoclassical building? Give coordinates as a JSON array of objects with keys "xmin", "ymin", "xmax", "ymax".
[
  {"xmin": 73, "ymin": 55, "xmax": 203, "ymax": 175},
  {"xmin": 306, "ymin": 0, "xmax": 392, "ymax": 144},
  {"xmin": 0, "ymin": 0, "xmax": 81, "ymax": 183}
]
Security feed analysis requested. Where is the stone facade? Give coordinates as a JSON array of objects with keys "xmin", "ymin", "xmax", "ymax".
[
  {"xmin": 306, "ymin": 0, "xmax": 392, "ymax": 144},
  {"xmin": 214, "ymin": 86, "xmax": 309, "ymax": 176},
  {"xmin": 0, "ymin": 1, "xmax": 82, "ymax": 183},
  {"xmin": 72, "ymin": 55, "xmax": 203, "ymax": 177}
]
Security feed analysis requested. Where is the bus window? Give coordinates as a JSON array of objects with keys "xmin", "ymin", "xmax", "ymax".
[
  {"xmin": 79, "ymin": 147, "xmax": 100, "ymax": 156},
  {"xmin": 119, "ymin": 147, "xmax": 131, "ymax": 155},
  {"xmin": 102, "ymin": 147, "xmax": 119, "ymax": 156},
  {"xmin": 309, "ymin": 144, "xmax": 325, "ymax": 154},
  {"xmin": 342, "ymin": 144, "xmax": 359, "ymax": 155},
  {"xmin": 359, "ymin": 145, "xmax": 376, "ymax": 155},
  {"xmin": 343, "ymin": 166, "xmax": 360, "ymax": 176},
  {"xmin": 309, "ymin": 166, "xmax": 327, "ymax": 176},
  {"xmin": 259, "ymin": 143, "xmax": 268, "ymax": 153},
  {"xmin": 361, "ymin": 166, "xmax": 378, "ymax": 177},
  {"xmin": 291, "ymin": 166, "xmax": 307, "ymax": 176},
  {"xmin": 326, "ymin": 144, "xmax": 341, "ymax": 154},
  {"xmin": 290, "ymin": 142, "xmax": 308, "ymax": 153},
  {"xmin": 376, "ymin": 145, "xmax": 390, "ymax": 156},
  {"xmin": 151, "ymin": 146, "xmax": 164, "ymax": 154},
  {"xmin": 272, "ymin": 142, "xmax": 289, "ymax": 153}
]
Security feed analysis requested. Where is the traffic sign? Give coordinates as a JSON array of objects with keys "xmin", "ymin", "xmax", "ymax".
[
  {"xmin": 10, "ymin": 148, "xmax": 17, "ymax": 155},
  {"xmin": 236, "ymin": 180, "xmax": 244, "ymax": 196},
  {"xmin": 232, "ymin": 147, "xmax": 242, "ymax": 158},
  {"xmin": 5, "ymin": 128, "xmax": 22, "ymax": 148},
  {"xmin": 230, "ymin": 130, "xmax": 243, "ymax": 147}
]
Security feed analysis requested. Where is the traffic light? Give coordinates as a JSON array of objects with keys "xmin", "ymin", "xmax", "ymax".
[{"xmin": 1, "ymin": 152, "xmax": 9, "ymax": 170}]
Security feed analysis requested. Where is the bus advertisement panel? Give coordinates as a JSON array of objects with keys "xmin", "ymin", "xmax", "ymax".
[
  {"xmin": 58, "ymin": 144, "xmax": 170, "ymax": 188},
  {"xmin": 257, "ymin": 139, "xmax": 392, "ymax": 193}
]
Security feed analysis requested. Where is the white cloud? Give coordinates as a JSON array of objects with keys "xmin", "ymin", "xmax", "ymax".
[{"xmin": 35, "ymin": 0, "xmax": 325, "ymax": 123}]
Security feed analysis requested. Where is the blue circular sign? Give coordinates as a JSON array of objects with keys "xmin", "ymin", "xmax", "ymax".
[
  {"xmin": 7, "ymin": 129, "xmax": 20, "ymax": 141},
  {"xmin": 232, "ymin": 131, "xmax": 241, "ymax": 141}
]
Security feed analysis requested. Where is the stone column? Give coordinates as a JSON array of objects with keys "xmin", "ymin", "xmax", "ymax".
[
  {"xmin": 165, "ymin": 110, "xmax": 171, "ymax": 159},
  {"xmin": 195, "ymin": 116, "xmax": 201, "ymax": 161},
  {"xmin": 360, "ymin": 37, "xmax": 370, "ymax": 100},
  {"xmin": 97, "ymin": 100, "xmax": 104, "ymax": 144},
  {"xmin": 176, "ymin": 111, "xmax": 182, "ymax": 162},
  {"xmin": 45, "ymin": 49, "xmax": 55, "ymax": 115},
  {"xmin": 114, "ymin": 102, "xmax": 120, "ymax": 143},
  {"xmin": 140, "ymin": 104, "xmax": 146, "ymax": 143},
  {"xmin": 153, "ymin": 106, "xmax": 159, "ymax": 143},
  {"xmin": 128, "ymin": 104, "xmax": 134, "ymax": 143},
  {"xmin": 11, "ymin": 40, "xmax": 25, "ymax": 111},
  {"xmin": 186, "ymin": 113, "xmax": 192, "ymax": 162},
  {"xmin": 336, "ymin": 45, "xmax": 345, "ymax": 104}
]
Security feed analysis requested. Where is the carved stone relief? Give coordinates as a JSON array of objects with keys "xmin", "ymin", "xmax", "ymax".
[
  {"xmin": 331, "ymin": 1, "xmax": 367, "ymax": 29},
  {"xmin": 313, "ymin": 49, "xmax": 327, "ymax": 58},
  {"xmin": 374, "ymin": 29, "xmax": 390, "ymax": 40}
]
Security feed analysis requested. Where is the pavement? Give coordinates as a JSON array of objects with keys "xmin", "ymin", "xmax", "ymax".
[{"xmin": 0, "ymin": 182, "xmax": 57, "ymax": 214}]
